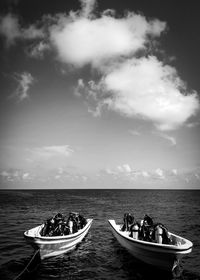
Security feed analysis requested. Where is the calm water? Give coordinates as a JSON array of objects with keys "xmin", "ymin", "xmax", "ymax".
[{"xmin": 0, "ymin": 189, "xmax": 200, "ymax": 280}]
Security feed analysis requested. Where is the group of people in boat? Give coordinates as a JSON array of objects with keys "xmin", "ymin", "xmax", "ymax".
[
  {"xmin": 121, "ymin": 213, "xmax": 171, "ymax": 244},
  {"xmin": 40, "ymin": 212, "xmax": 87, "ymax": 237}
]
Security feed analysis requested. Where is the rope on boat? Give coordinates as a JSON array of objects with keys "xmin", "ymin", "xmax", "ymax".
[{"xmin": 13, "ymin": 249, "xmax": 41, "ymax": 280}]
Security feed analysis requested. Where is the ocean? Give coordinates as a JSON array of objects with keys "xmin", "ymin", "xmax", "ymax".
[{"xmin": 0, "ymin": 189, "xmax": 199, "ymax": 280}]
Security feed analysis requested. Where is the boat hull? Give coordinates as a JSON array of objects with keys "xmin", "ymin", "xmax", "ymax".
[
  {"xmin": 24, "ymin": 219, "xmax": 93, "ymax": 259},
  {"xmin": 108, "ymin": 220, "xmax": 192, "ymax": 271}
]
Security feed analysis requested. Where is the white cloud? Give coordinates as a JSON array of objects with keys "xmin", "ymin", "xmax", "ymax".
[
  {"xmin": 195, "ymin": 173, "xmax": 200, "ymax": 180},
  {"xmin": 129, "ymin": 129, "xmax": 140, "ymax": 136},
  {"xmin": 12, "ymin": 72, "xmax": 35, "ymax": 101},
  {"xmin": 80, "ymin": 0, "xmax": 96, "ymax": 18},
  {"xmin": 155, "ymin": 168, "xmax": 165, "ymax": 179},
  {"xmin": 82, "ymin": 175, "xmax": 88, "ymax": 182},
  {"xmin": 123, "ymin": 164, "xmax": 132, "ymax": 173},
  {"xmin": 0, "ymin": 13, "xmax": 20, "ymax": 45},
  {"xmin": 49, "ymin": 2, "xmax": 166, "ymax": 67},
  {"xmin": 57, "ymin": 167, "xmax": 64, "ymax": 174},
  {"xmin": 105, "ymin": 168, "xmax": 115, "ymax": 175},
  {"xmin": 0, "ymin": 13, "xmax": 44, "ymax": 46},
  {"xmin": 28, "ymin": 41, "xmax": 50, "ymax": 59},
  {"xmin": 117, "ymin": 164, "xmax": 132, "ymax": 173},
  {"xmin": 22, "ymin": 173, "xmax": 30, "ymax": 180},
  {"xmin": 0, "ymin": 171, "xmax": 9, "ymax": 177},
  {"xmin": 186, "ymin": 121, "xmax": 200, "ymax": 128},
  {"xmin": 28, "ymin": 145, "xmax": 74, "ymax": 161},
  {"xmin": 142, "ymin": 171, "xmax": 150, "ymax": 177},
  {"xmin": 74, "ymin": 78, "xmax": 85, "ymax": 97},
  {"xmin": 89, "ymin": 56, "xmax": 199, "ymax": 130},
  {"xmin": 155, "ymin": 132, "xmax": 176, "ymax": 146},
  {"xmin": 172, "ymin": 169, "xmax": 178, "ymax": 175}
]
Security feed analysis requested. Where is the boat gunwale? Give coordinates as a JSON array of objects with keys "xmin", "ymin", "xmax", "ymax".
[
  {"xmin": 24, "ymin": 218, "xmax": 93, "ymax": 242},
  {"xmin": 108, "ymin": 219, "xmax": 193, "ymax": 253}
]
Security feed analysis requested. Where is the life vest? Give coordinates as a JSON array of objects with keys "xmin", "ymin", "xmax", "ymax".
[{"xmin": 143, "ymin": 214, "xmax": 153, "ymax": 226}]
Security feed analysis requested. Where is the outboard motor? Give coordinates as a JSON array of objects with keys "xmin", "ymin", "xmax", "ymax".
[{"xmin": 155, "ymin": 224, "xmax": 163, "ymax": 244}]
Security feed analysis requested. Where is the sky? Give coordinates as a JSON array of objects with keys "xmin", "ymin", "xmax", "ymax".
[{"xmin": 0, "ymin": 0, "xmax": 200, "ymax": 189}]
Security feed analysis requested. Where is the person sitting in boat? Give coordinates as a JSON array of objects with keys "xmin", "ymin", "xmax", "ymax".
[
  {"xmin": 52, "ymin": 220, "xmax": 69, "ymax": 236},
  {"xmin": 140, "ymin": 214, "xmax": 154, "ymax": 241},
  {"xmin": 73, "ymin": 212, "xmax": 81, "ymax": 230},
  {"xmin": 72, "ymin": 215, "xmax": 78, "ymax": 233},
  {"xmin": 67, "ymin": 213, "xmax": 78, "ymax": 234},
  {"xmin": 143, "ymin": 214, "xmax": 154, "ymax": 227},
  {"xmin": 54, "ymin": 213, "xmax": 64, "ymax": 222},
  {"xmin": 63, "ymin": 221, "xmax": 70, "ymax": 235},
  {"xmin": 69, "ymin": 212, "xmax": 87, "ymax": 232},
  {"xmin": 79, "ymin": 214, "xmax": 87, "ymax": 229},
  {"xmin": 53, "ymin": 220, "xmax": 63, "ymax": 236},
  {"xmin": 40, "ymin": 216, "xmax": 56, "ymax": 236},
  {"xmin": 121, "ymin": 213, "xmax": 134, "ymax": 231}
]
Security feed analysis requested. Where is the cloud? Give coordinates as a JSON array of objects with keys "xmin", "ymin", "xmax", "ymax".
[
  {"xmin": 0, "ymin": 171, "xmax": 10, "ymax": 177},
  {"xmin": 0, "ymin": 13, "xmax": 20, "ymax": 45},
  {"xmin": 129, "ymin": 129, "xmax": 141, "ymax": 136},
  {"xmin": 22, "ymin": 172, "xmax": 30, "ymax": 180},
  {"xmin": 142, "ymin": 171, "xmax": 150, "ymax": 177},
  {"xmin": 86, "ymin": 56, "xmax": 199, "ymax": 130},
  {"xmin": 12, "ymin": 72, "xmax": 35, "ymax": 101},
  {"xmin": 49, "ymin": 1, "xmax": 166, "ymax": 67},
  {"xmin": 117, "ymin": 164, "xmax": 132, "ymax": 173},
  {"xmin": 186, "ymin": 121, "xmax": 200, "ymax": 128},
  {"xmin": 74, "ymin": 78, "xmax": 85, "ymax": 97},
  {"xmin": 172, "ymin": 169, "xmax": 178, "ymax": 175},
  {"xmin": 154, "ymin": 131, "xmax": 176, "ymax": 146},
  {"xmin": 122, "ymin": 164, "xmax": 132, "ymax": 173},
  {"xmin": 28, "ymin": 145, "xmax": 74, "ymax": 160},
  {"xmin": 0, "ymin": 13, "xmax": 44, "ymax": 46},
  {"xmin": 155, "ymin": 168, "xmax": 165, "ymax": 179},
  {"xmin": 195, "ymin": 173, "xmax": 200, "ymax": 180},
  {"xmin": 80, "ymin": 0, "xmax": 96, "ymax": 18},
  {"xmin": 27, "ymin": 41, "xmax": 50, "ymax": 59}
]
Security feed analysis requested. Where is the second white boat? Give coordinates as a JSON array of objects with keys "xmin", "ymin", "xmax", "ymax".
[{"xmin": 108, "ymin": 219, "xmax": 193, "ymax": 271}]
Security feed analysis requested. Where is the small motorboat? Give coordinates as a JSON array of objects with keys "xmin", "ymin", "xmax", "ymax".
[
  {"xmin": 24, "ymin": 218, "xmax": 93, "ymax": 259},
  {"xmin": 108, "ymin": 219, "xmax": 193, "ymax": 271}
]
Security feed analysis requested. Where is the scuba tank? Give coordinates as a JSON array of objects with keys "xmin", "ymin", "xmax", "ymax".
[
  {"xmin": 132, "ymin": 223, "xmax": 139, "ymax": 239},
  {"xmin": 130, "ymin": 223, "xmax": 139, "ymax": 239},
  {"xmin": 155, "ymin": 224, "xmax": 163, "ymax": 244},
  {"xmin": 68, "ymin": 219, "xmax": 73, "ymax": 234}
]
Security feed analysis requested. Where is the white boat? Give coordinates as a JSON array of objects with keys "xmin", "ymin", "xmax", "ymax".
[
  {"xmin": 108, "ymin": 219, "xmax": 193, "ymax": 271},
  {"xmin": 24, "ymin": 218, "xmax": 93, "ymax": 259}
]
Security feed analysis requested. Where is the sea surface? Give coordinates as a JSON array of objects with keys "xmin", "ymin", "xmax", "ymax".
[{"xmin": 0, "ymin": 189, "xmax": 200, "ymax": 280}]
